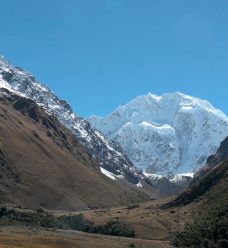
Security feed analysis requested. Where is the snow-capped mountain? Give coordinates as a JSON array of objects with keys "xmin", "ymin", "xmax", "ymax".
[
  {"xmin": 0, "ymin": 55, "xmax": 144, "ymax": 184},
  {"xmin": 88, "ymin": 92, "xmax": 228, "ymax": 175}
]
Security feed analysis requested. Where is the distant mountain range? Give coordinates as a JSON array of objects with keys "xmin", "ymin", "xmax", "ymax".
[{"xmin": 88, "ymin": 92, "xmax": 228, "ymax": 175}]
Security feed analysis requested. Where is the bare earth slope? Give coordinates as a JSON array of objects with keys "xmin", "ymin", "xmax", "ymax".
[{"xmin": 0, "ymin": 89, "xmax": 148, "ymax": 210}]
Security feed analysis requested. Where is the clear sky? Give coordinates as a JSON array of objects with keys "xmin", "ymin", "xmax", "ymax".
[{"xmin": 0, "ymin": 0, "xmax": 227, "ymax": 116}]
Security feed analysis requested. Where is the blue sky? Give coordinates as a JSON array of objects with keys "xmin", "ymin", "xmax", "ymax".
[{"xmin": 0, "ymin": 0, "xmax": 228, "ymax": 116}]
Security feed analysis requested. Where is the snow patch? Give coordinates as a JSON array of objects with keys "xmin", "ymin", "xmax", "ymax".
[
  {"xmin": 143, "ymin": 173, "xmax": 163, "ymax": 180},
  {"xmin": 169, "ymin": 173, "xmax": 194, "ymax": 183},
  {"xmin": 100, "ymin": 167, "xmax": 116, "ymax": 180},
  {"xmin": 136, "ymin": 182, "xmax": 143, "ymax": 188}
]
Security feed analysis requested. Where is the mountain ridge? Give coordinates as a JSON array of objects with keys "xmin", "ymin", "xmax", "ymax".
[
  {"xmin": 0, "ymin": 55, "xmax": 147, "ymax": 186},
  {"xmin": 0, "ymin": 88, "xmax": 150, "ymax": 210}
]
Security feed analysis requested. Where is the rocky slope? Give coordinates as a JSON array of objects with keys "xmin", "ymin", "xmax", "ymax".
[
  {"xmin": 0, "ymin": 88, "xmax": 149, "ymax": 210},
  {"xmin": 0, "ymin": 55, "xmax": 145, "ymax": 185},
  {"xmin": 191, "ymin": 136, "xmax": 228, "ymax": 185},
  {"xmin": 88, "ymin": 93, "xmax": 228, "ymax": 175},
  {"xmin": 167, "ymin": 136, "xmax": 228, "ymax": 206}
]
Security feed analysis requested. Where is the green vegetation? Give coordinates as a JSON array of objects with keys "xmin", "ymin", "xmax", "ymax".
[
  {"xmin": 92, "ymin": 220, "xmax": 135, "ymax": 237},
  {"xmin": 172, "ymin": 160, "xmax": 228, "ymax": 248},
  {"xmin": 168, "ymin": 159, "xmax": 228, "ymax": 207},
  {"xmin": 0, "ymin": 207, "xmax": 62, "ymax": 228},
  {"xmin": 60, "ymin": 214, "xmax": 135, "ymax": 237},
  {"xmin": 172, "ymin": 204, "xmax": 228, "ymax": 247},
  {"xmin": 0, "ymin": 207, "xmax": 135, "ymax": 238},
  {"xmin": 58, "ymin": 213, "xmax": 93, "ymax": 232}
]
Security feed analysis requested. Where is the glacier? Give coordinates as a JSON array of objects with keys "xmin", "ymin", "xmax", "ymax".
[{"xmin": 88, "ymin": 92, "xmax": 228, "ymax": 175}]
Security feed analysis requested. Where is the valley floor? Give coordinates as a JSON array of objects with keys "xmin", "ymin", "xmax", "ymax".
[
  {"xmin": 0, "ymin": 197, "xmax": 198, "ymax": 248},
  {"xmin": 0, "ymin": 227, "xmax": 172, "ymax": 248},
  {"xmin": 56, "ymin": 197, "xmax": 195, "ymax": 240}
]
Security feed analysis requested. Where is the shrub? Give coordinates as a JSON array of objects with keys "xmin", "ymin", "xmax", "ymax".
[
  {"xmin": 0, "ymin": 208, "xmax": 136, "ymax": 238},
  {"xmin": 0, "ymin": 207, "xmax": 62, "ymax": 228},
  {"xmin": 58, "ymin": 213, "xmax": 93, "ymax": 232},
  {"xmin": 127, "ymin": 204, "xmax": 140, "ymax": 210},
  {"xmin": 92, "ymin": 220, "xmax": 135, "ymax": 237},
  {"xmin": 172, "ymin": 204, "xmax": 228, "ymax": 247},
  {"xmin": 59, "ymin": 215, "xmax": 135, "ymax": 238},
  {"xmin": 0, "ymin": 207, "xmax": 7, "ymax": 218}
]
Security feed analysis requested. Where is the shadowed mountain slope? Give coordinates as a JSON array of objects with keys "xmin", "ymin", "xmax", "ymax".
[{"xmin": 167, "ymin": 137, "xmax": 228, "ymax": 207}]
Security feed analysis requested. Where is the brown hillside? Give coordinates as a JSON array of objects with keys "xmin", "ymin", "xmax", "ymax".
[{"xmin": 0, "ymin": 89, "xmax": 149, "ymax": 210}]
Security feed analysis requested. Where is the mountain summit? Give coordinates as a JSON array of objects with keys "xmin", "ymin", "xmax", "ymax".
[{"xmin": 88, "ymin": 92, "xmax": 228, "ymax": 175}]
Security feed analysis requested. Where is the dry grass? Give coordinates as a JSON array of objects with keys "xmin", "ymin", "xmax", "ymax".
[
  {"xmin": 0, "ymin": 228, "xmax": 172, "ymax": 248},
  {"xmin": 77, "ymin": 197, "xmax": 197, "ymax": 240}
]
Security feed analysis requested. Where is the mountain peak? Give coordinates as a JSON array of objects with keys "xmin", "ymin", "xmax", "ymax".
[
  {"xmin": 124, "ymin": 92, "xmax": 223, "ymax": 116},
  {"xmin": 88, "ymin": 92, "xmax": 228, "ymax": 175}
]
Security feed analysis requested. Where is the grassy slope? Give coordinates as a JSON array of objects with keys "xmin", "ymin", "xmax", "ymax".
[{"xmin": 0, "ymin": 228, "xmax": 172, "ymax": 248}]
